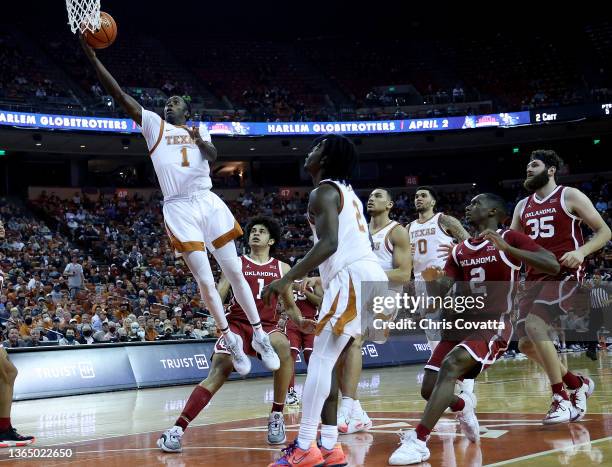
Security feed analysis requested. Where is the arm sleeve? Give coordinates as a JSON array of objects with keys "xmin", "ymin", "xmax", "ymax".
[
  {"xmin": 506, "ymin": 230, "xmax": 540, "ymax": 252},
  {"xmin": 139, "ymin": 108, "xmax": 164, "ymax": 150},
  {"xmin": 444, "ymin": 245, "xmax": 463, "ymax": 280}
]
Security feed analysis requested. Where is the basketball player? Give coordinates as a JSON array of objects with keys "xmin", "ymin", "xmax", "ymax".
[
  {"xmin": 157, "ymin": 217, "xmax": 315, "ymax": 452},
  {"xmin": 284, "ymin": 277, "xmax": 323, "ymax": 406},
  {"xmin": 389, "ymin": 193, "xmax": 560, "ymax": 464},
  {"xmin": 511, "ymin": 150, "xmax": 610, "ymax": 423},
  {"xmin": 408, "ymin": 187, "xmax": 474, "ymax": 396},
  {"xmin": 80, "ymin": 37, "xmax": 280, "ymax": 377},
  {"xmin": 265, "ymin": 135, "xmax": 388, "ymax": 467},
  {"xmin": 0, "ymin": 219, "xmax": 34, "ymax": 447},
  {"xmin": 335, "ymin": 188, "xmax": 412, "ymax": 435}
]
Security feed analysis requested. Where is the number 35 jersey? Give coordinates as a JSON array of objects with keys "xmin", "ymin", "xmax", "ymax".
[
  {"xmin": 518, "ymin": 185, "xmax": 584, "ymax": 281},
  {"xmin": 308, "ymin": 180, "xmax": 378, "ymax": 285},
  {"xmin": 140, "ymin": 108, "xmax": 212, "ymax": 199}
]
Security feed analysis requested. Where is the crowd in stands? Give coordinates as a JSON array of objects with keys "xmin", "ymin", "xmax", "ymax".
[{"xmin": 1, "ymin": 172, "xmax": 610, "ymax": 348}]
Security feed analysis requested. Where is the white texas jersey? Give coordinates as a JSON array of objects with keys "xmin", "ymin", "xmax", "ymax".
[
  {"xmin": 371, "ymin": 220, "xmax": 404, "ymax": 292},
  {"xmin": 140, "ymin": 108, "xmax": 212, "ymax": 199},
  {"xmin": 408, "ymin": 213, "xmax": 454, "ymax": 279},
  {"xmin": 309, "ymin": 180, "xmax": 377, "ymax": 285}
]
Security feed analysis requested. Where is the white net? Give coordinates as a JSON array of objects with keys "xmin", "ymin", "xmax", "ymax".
[{"xmin": 65, "ymin": 0, "xmax": 101, "ymax": 34}]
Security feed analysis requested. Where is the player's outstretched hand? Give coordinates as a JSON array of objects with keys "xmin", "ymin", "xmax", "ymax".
[
  {"xmin": 186, "ymin": 126, "xmax": 204, "ymax": 145},
  {"xmin": 481, "ymin": 229, "xmax": 510, "ymax": 252},
  {"xmin": 79, "ymin": 34, "xmax": 96, "ymax": 60},
  {"xmin": 437, "ymin": 242, "xmax": 454, "ymax": 260},
  {"xmin": 263, "ymin": 277, "xmax": 291, "ymax": 306},
  {"xmin": 560, "ymin": 250, "xmax": 585, "ymax": 269},
  {"xmin": 422, "ymin": 266, "xmax": 444, "ymax": 282},
  {"xmin": 299, "ymin": 276, "xmax": 321, "ymax": 294},
  {"xmin": 297, "ymin": 318, "xmax": 317, "ymax": 334}
]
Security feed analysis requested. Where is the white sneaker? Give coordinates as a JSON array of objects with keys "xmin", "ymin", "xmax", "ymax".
[
  {"xmin": 157, "ymin": 425, "xmax": 183, "ymax": 453},
  {"xmin": 339, "ymin": 408, "xmax": 372, "ymax": 434},
  {"xmin": 543, "ymin": 394, "xmax": 572, "ymax": 424},
  {"xmin": 267, "ymin": 412, "xmax": 286, "ymax": 445},
  {"xmin": 286, "ymin": 388, "xmax": 300, "ymax": 406},
  {"xmin": 388, "ymin": 430, "xmax": 430, "ymax": 465},
  {"xmin": 337, "ymin": 402, "xmax": 351, "ymax": 434},
  {"xmin": 569, "ymin": 375, "xmax": 595, "ymax": 421},
  {"xmin": 252, "ymin": 332, "xmax": 280, "ymax": 371},
  {"xmin": 455, "ymin": 392, "xmax": 480, "ymax": 443},
  {"xmin": 225, "ymin": 333, "xmax": 251, "ymax": 376}
]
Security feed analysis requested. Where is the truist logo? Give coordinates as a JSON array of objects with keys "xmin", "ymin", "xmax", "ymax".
[
  {"xmin": 366, "ymin": 344, "xmax": 378, "ymax": 358},
  {"xmin": 79, "ymin": 362, "xmax": 95, "ymax": 379}
]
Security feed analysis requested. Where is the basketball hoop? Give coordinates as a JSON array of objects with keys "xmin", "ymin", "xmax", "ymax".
[{"xmin": 65, "ymin": 0, "xmax": 101, "ymax": 34}]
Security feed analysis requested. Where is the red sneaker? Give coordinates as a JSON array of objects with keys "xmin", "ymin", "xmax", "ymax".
[
  {"xmin": 268, "ymin": 440, "xmax": 325, "ymax": 467},
  {"xmin": 320, "ymin": 442, "xmax": 348, "ymax": 467}
]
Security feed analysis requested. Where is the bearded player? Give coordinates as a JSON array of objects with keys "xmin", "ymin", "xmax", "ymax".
[
  {"xmin": 335, "ymin": 188, "xmax": 412, "ymax": 435},
  {"xmin": 511, "ymin": 150, "xmax": 610, "ymax": 423},
  {"xmin": 389, "ymin": 193, "xmax": 560, "ymax": 464},
  {"xmin": 265, "ymin": 135, "xmax": 389, "ymax": 467},
  {"xmin": 157, "ymin": 217, "xmax": 315, "ymax": 451}
]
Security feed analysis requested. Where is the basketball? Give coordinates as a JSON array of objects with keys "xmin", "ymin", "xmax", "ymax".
[{"xmin": 84, "ymin": 11, "xmax": 117, "ymax": 49}]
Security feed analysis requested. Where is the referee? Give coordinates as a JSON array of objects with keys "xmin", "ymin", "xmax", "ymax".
[{"xmin": 587, "ymin": 272, "xmax": 611, "ymax": 360}]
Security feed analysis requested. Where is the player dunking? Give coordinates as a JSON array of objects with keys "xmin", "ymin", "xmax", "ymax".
[
  {"xmin": 80, "ymin": 38, "xmax": 280, "ymax": 377},
  {"xmin": 283, "ymin": 277, "xmax": 323, "ymax": 406},
  {"xmin": 511, "ymin": 150, "xmax": 611, "ymax": 423},
  {"xmin": 388, "ymin": 193, "xmax": 560, "ymax": 464},
  {"xmin": 265, "ymin": 135, "xmax": 388, "ymax": 467},
  {"xmin": 335, "ymin": 188, "xmax": 412, "ymax": 435},
  {"xmin": 157, "ymin": 217, "xmax": 315, "ymax": 451}
]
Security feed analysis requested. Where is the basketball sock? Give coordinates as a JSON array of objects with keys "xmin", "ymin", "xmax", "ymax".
[
  {"xmin": 272, "ymin": 402, "xmax": 285, "ymax": 413},
  {"xmin": 353, "ymin": 399, "xmax": 363, "ymax": 414},
  {"xmin": 297, "ymin": 329, "xmax": 351, "ymax": 451},
  {"xmin": 320, "ymin": 424, "xmax": 338, "ymax": 450},
  {"xmin": 0, "ymin": 418, "xmax": 10, "ymax": 432},
  {"xmin": 562, "ymin": 370, "xmax": 582, "ymax": 390},
  {"xmin": 220, "ymin": 327, "xmax": 237, "ymax": 346},
  {"xmin": 183, "ymin": 251, "xmax": 230, "ymax": 330},
  {"xmin": 213, "ymin": 243, "xmax": 264, "ymax": 327},
  {"xmin": 175, "ymin": 386, "xmax": 212, "ymax": 431},
  {"xmin": 551, "ymin": 382, "xmax": 569, "ymax": 401},
  {"xmin": 415, "ymin": 424, "xmax": 431, "ymax": 442},
  {"xmin": 250, "ymin": 322, "xmax": 267, "ymax": 340},
  {"xmin": 449, "ymin": 397, "xmax": 465, "ymax": 412},
  {"xmin": 340, "ymin": 396, "xmax": 354, "ymax": 413}
]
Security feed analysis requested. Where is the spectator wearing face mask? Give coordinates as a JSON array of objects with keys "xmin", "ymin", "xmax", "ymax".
[
  {"xmin": 79, "ymin": 324, "xmax": 95, "ymax": 344},
  {"xmin": 157, "ymin": 322, "xmax": 175, "ymax": 341},
  {"xmin": 45, "ymin": 318, "xmax": 63, "ymax": 341},
  {"xmin": 58, "ymin": 327, "xmax": 79, "ymax": 346},
  {"xmin": 127, "ymin": 322, "xmax": 145, "ymax": 342}
]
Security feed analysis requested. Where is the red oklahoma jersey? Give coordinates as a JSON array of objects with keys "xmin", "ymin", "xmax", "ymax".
[
  {"xmin": 519, "ymin": 185, "xmax": 584, "ymax": 281},
  {"xmin": 227, "ymin": 255, "xmax": 283, "ymax": 325},
  {"xmin": 445, "ymin": 230, "xmax": 540, "ymax": 316},
  {"xmin": 286, "ymin": 286, "xmax": 318, "ymax": 332}
]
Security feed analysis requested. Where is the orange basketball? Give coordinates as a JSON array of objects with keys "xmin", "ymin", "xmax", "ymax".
[{"xmin": 85, "ymin": 11, "xmax": 117, "ymax": 49}]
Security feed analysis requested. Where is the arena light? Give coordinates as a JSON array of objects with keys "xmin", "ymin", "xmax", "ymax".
[
  {"xmin": 0, "ymin": 150, "xmax": 6, "ymax": 156},
  {"xmin": 593, "ymin": 138, "xmax": 601, "ymax": 145},
  {"xmin": 512, "ymin": 147, "xmax": 520, "ymax": 154}
]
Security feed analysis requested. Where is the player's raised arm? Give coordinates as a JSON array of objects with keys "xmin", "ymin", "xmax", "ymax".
[
  {"xmin": 482, "ymin": 229, "xmax": 560, "ymax": 275},
  {"xmin": 79, "ymin": 35, "xmax": 142, "ymax": 125},
  {"xmin": 562, "ymin": 187, "xmax": 612, "ymax": 267},
  {"xmin": 439, "ymin": 214, "xmax": 470, "ymax": 242},
  {"xmin": 386, "ymin": 224, "xmax": 412, "ymax": 284}
]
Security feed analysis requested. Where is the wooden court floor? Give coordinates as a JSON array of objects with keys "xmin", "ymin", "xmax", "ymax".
[{"xmin": 1, "ymin": 351, "xmax": 610, "ymax": 466}]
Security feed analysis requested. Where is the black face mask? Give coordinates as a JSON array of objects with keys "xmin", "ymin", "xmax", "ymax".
[
  {"xmin": 165, "ymin": 329, "xmax": 172, "ymax": 334},
  {"xmin": 185, "ymin": 330, "xmax": 191, "ymax": 336},
  {"xmin": 83, "ymin": 330, "xmax": 92, "ymax": 337},
  {"xmin": 25, "ymin": 318, "xmax": 32, "ymax": 325}
]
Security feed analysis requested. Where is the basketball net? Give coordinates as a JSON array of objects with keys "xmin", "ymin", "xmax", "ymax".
[{"xmin": 65, "ymin": 0, "xmax": 101, "ymax": 34}]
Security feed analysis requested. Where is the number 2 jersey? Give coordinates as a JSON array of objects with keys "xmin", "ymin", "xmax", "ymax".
[
  {"xmin": 139, "ymin": 108, "xmax": 213, "ymax": 199},
  {"xmin": 445, "ymin": 230, "xmax": 540, "ymax": 319},
  {"xmin": 227, "ymin": 255, "xmax": 282, "ymax": 326},
  {"xmin": 308, "ymin": 180, "xmax": 378, "ymax": 286},
  {"xmin": 518, "ymin": 185, "xmax": 584, "ymax": 281}
]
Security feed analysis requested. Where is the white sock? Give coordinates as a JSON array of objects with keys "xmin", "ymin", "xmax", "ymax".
[
  {"xmin": 252, "ymin": 324, "xmax": 267, "ymax": 340},
  {"xmin": 222, "ymin": 328, "xmax": 237, "ymax": 346},
  {"xmin": 461, "ymin": 379, "xmax": 475, "ymax": 394},
  {"xmin": 353, "ymin": 399, "xmax": 363, "ymax": 414},
  {"xmin": 341, "ymin": 396, "xmax": 354, "ymax": 413},
  {"xmin": 320, "ymin": 424, "xmax": 338, "ymax": 450}
]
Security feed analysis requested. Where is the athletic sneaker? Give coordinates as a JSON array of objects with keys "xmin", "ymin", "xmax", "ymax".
[
  {"xmin": 286, "ymin": 388, "xmax": 300, "ymax": 406},
  {"xmin": 0, "ymin": 427, "xmax": 35, "ymax": 448},
  {"xmin": 225, "ymin": 333, "xmax": 251, "ymax": 376},
  {"xmin": 252, "ymin": 332, "xmax": 281, "ymax": 371},
  {"xmin": 157, "ymin": 425, "xmax": 183, "ymax": 453},
  {"xmin": 338, "ymin": 408, "xmax": 372, "ymax": 434},
  {"xmin": 388, "ymin": 430, "xmax": 431, "ymax": 465},
  {"xmin": 320, "ymin": 442, "xmax": 348, "ymax": 467},
  {"xmin": 456, "ymin": 392, "xmax": 480, "ymax": 443},
  {"xmin": 267, "ymin": 412, "xmax": 287, "ymax": 445},
  {"xmin": 569, "ymin": 375, "xmax": 595, "ymax": 421},
  {"xmin": 268, "ymin": 440, "xmax": 325, "ymax": 466},
  {"xmin": 543, "ymin": 394, "xmax": 573, "ymax": 424}
]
